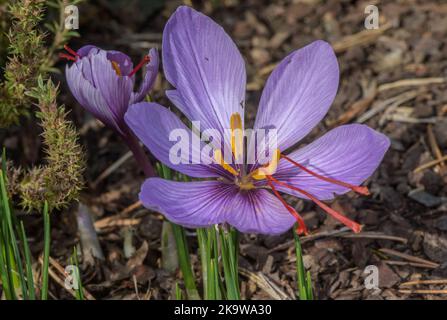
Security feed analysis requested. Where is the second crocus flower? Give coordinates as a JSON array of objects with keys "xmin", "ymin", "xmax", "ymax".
[{"xmin": 64, "ymin": 45, "xmax": 158, "ymax": 176}]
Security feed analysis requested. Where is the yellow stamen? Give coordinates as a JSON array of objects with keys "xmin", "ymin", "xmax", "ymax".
[
  {"xmin": 238, "ymin": 175, "xmax": 255, "ymax": 190},
  {"xmin": 214, "ymin": 149, "xmax": 239, "ymax": 176},
  {"xmin": 230, "ymin": 112, "xmax": 243, "ymax": 162},
  {"xmin": 111, "ymin": 61, "xmax": 122, "ymax": 76},
  {"xmin": 251, "ymin": 149, "xmax": 281, "ymax": 180}
]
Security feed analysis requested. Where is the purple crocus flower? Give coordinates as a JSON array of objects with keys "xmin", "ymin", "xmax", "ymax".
[
  {"xmin": 125, "ymin": 6, "xmax": 390, "ymax": 235},
  {"xmin": 63, "ymin": 44, "xmax": 158, "ymax": 176}
]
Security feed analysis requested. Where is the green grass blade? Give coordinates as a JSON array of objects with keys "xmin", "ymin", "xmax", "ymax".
[
  {"xmin": 41, "ymin": 201, "xmax": 50, "ymax": 300},
  {"xmin": 293, "ymin": 227, "xmax": 312, "ymax": 300},
  {"xmin": 219, "ymin": 227, "xmax": 240, "ymax": 300},
  {"xmin": 306, "ymin": 270, "xmax": 314, "ymax": 300},
  {"xmin": 19, "ymin": 221, "xmax": 35, "ymax": 300},
  {"xmin": 0, "ymin": 168, "xmax": 27, "ymax": 299},
  {"xmin": 171, "ymin": 223, "xmax": 200, "ymax": 300},
  {"xmin": 197, "ymin": 228, "xmax": 209, "ymax": 298},
  {"xmin": 175, "ymin": 282, "xmax": 183, "ymax": 300},
  {"xmin": 0, "ymin": 221, "xmax": 13, "ymax": 299}
]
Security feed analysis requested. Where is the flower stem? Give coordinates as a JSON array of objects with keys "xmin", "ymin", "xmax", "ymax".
[{"xmin": 124, "ymin": 132, "xmax": 155, "ymax": 177}]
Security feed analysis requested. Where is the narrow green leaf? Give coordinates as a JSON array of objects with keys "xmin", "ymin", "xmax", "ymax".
[
  {"xmin": 41, "ymin": 201, "xmax": 50, "ymax": 300},
  {"xmin": 306, "ymin": 270, "xmax": 314, "ymax": 300},
  {"xmin": 0, "ymin": 215, "xmax": 13, "ymax": 299},
  {"xmin": 175, "ymin": 282, "xmax": 183, "ymax": 300},
  {"xmin": 0, "ymin": 168, "xmax": 27, "ymax": 299},
  {"xmin": 19, "ymin": 221, "xmax": 35, "ymax": 300},
  {"xmin": 171, "ymin": 223, "xmax": 200, "ymax": 300},
  {"xmin": 197, "ymin": 228, "xmax": 209, "ymax": 298},
  {"xmin": 293, "ymin": 227, "xmax": 311, "ymax": 300},
  {"xmin": 219, "ymin": 227, "xmax": 240, "ymax": 300}
]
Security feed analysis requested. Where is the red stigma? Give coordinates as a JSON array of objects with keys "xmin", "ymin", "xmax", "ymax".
[
  {"xmin": 59, "ymin": 53, "xmax": 77, "ymax": 61},
  {"xmin": 60, "ymin": 45, "xmax": 80, "ymax": 62},
  {"xmin": 64, "ymin": 45, "xmax": 80, "ymax": 57},
  {"xmin": 267, "ymin": 176, "xmax": 362, "ymax": 234},
  {"xmin": 266, "ymin": 179, "xmax": 308, "ymax": 235},
  {"xmin": 128, "ymin": 55, "xmax": 150, "ymax": 77},
  {"xmin": 280, "ymin": 154, "xmax": 370, "ymax": 196}
]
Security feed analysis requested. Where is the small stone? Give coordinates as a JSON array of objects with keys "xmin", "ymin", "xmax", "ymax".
[
  {"xmin": 408, "ymin": 188, "xmax": 442, "ymax": 207},
  {"xmin": 435, "ymin": 216, "xmax": 447, "ymax": 231},
  {"xmin": 420, "ymin": 171, "xmax": 443, "ymax": 194},
  {"xmin": 378, "ymin": 262, "xmax": 400, "ymax": 288},
  {"xmin": 423, "ymin": 232, "xmax": 447, "ymax": 263}
]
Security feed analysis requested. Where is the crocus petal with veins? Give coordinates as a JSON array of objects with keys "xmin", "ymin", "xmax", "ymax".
[
  {"xmin": 65, "ymin": 44, "xmax": 160, "ymax": 177},
  {"xmin": 140, "ymin": 179, "xmax": 229, "ymax": 228},
  {"xmin": 66, "ymin": 61, "xmax": 125, "ymax": 134},
  {"xmin": 65, "ymin": 45, "xmax": 159, "ymax": 135},
  {"xmin": 252, "ymin": 40, "xmax": 339, "ymax": 154},
  {"xmin": 90, "ymin": 51, "xmax": 134, "ymax": 128},
  {"xmin": 140, "ymin": 178, "xmax": 295, "ymax": 234},
  {"xmin": 125, "ymin": 102, "xmax": 227, "ymax": 178},
  {"xmin": 162, "ymin": 5, "xmax": 246, "ymax": 138}
]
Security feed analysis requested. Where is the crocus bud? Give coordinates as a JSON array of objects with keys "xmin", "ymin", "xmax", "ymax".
[
  {"xmin": 65, "ymin": 45, "xmax": 158, "ymax": 136},
  {"xmin": 64, "ymin": 45, "xmax": 158, "ymax": 177}
]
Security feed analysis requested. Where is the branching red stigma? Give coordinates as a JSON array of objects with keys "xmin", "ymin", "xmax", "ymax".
[
  {"xmin": 266, "ymin": 179, "xmax": 308, "ymax": 235},
  {"xmin": 267, "ymin": 175, "xmax": 362, "ymax": 234},
  {"xmin": 59, "ymin": 45, "xmax": 80, "ymax": 62}
]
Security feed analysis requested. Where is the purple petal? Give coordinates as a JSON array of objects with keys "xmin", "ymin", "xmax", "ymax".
[
  {"xmin": 130, "ymin": 48, "xmax": 159, "ymax": 104},
  {"xmin": 66, "ymin": 63, "xmax": 124, "ymax": 134},
  {"xmin": 273, "ymin": 124, "xmax": 390, "ymax": 200},
  {"xmin": 90, "ymin": 51, "xmax": 133, "ymax": 122},
  {"xmin": 224, "ymin": 188, "xmax": 296, "ymax": 235},
  {"xmin": 77, "ymin": 54, "xmax": 96, "ymax": 86},
  {"xmin": 140, "ymin": 178, "xmax": 295, "ymax": 234},
  {"xmin": 139, "ymin": 179, "xmax": 229, "ymax": 228},
  {"xmin": 106, "ymin": 50, "xmax": 134, "ymax": 76},
  {"xmin": 77, "ymin": 45, "xmax": 99, "ymax": 58},
  {"xmin": 162, "ymin": 6, "xmax": 246, "ymax": 135},
  {"xmin": 125, "ymin": 102, "xmax": 225, "ymax": 178},
  {"xmin": 253, "ymin": 40, "xmax": 339, "ymax": 152}
]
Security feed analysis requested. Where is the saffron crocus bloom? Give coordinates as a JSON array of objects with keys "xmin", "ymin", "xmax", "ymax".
[
  {"xmin": 125, "ymin": 6, "xmax": 390, "ymax": 235},
  {"xmin": 63, "ymin": 45, "xmax": 158, "ymax": 176}
]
